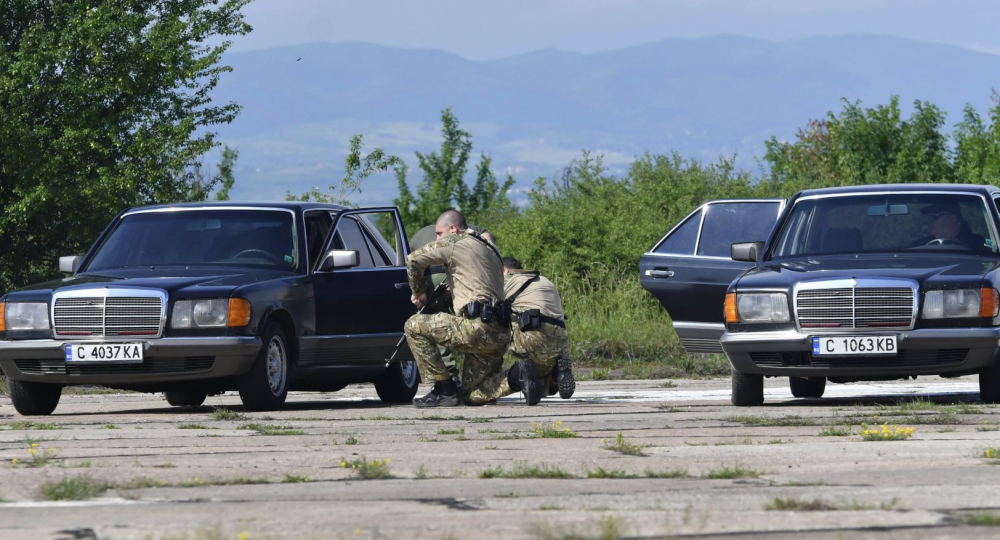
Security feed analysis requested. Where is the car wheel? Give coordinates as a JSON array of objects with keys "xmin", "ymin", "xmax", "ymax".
[
  {"xmin": 980, "ymin": 360, "xmax": 1000, "ymax": 404},
  {"xmin": 789, "ymin": 376, "xmax": 826, "ymax": 398},
  {"xmin": 164, "ymin": 390, "xmax": 207, "ymax": 408},
  {"xmin": 374, "ymin": 359, "xmax": 420, "ymax": 404},
  {"xmin": 731, "ymin": 367, "xmax": 764, "ymax": 406},
  {"xmin": 238, "ymin": 321, "xmax": 290, "ymax": 411},
  {"xmin": 9, "ymin": 379, "xmax": 62, "ymax": 416}
]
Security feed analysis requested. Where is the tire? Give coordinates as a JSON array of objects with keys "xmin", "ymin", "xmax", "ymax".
[
  {"xmin": 9, "ymin": 379, "xmax": 62, "ymax": 416},
  {"xmin": 731, "ymin": 367, "xmax": 764, "ymax": 406},
  {"xmin": 789, "ymin": 376, "xmax": 826, "ymax": 399},
  {"xmin": 238, "ymin": 321, "xmax": 290, "ymax": 411},
  {"xmin": 164, "ymin": 390, "xmax": 207, "ymax": 407},
  {"xmin": 980, "ymin": 360, "xmax": 1000, "ymax": 404},
  {"xmin": 374, "ymin": 359, "xmax": 420, "ymax": 404}
]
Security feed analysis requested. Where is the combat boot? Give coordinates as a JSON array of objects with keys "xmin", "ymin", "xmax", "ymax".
[
  {"xmin": 413, "ymin": 379, "xmax": 461, "ymax": 408},
  {"xmin": 508, "ymin": 359, "xmax": 543, "ymax": 406},
  {"xmin": 556, "ymin": 357, "xmax": 576, "ymax": 399}
]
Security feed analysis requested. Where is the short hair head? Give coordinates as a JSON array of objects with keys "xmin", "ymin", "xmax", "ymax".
[
  {"xmin": 437, "ymin": 209, "xmax": 467, "ymax": 230},
  {"xmin": 502, "ymin": 256, "xmax": 522, "ymax": 270}
]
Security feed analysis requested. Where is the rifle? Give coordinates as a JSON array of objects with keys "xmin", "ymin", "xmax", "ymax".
[{"xmin": 384, "ymin": 280, "xmax": 448, "ymax": 368}]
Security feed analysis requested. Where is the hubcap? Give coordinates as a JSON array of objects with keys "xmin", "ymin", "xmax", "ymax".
[
  {"xmin": 266, "ymin": 336, "xmax": 287, "ymax": 396},
  {"xmin": 400, "ymin": 359, "xmax": 418, "ymax": 387}
]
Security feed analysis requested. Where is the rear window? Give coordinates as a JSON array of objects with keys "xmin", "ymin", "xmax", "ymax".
[
  {"xmin": 697, "ymin": 202, "xmax": 781, "ymax": 257},
  {"xmin": 654, "ymin": 210, "xmax": 701, "ymax": 255}
]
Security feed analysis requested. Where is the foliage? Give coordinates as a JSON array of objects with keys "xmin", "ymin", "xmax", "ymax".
[
  {"xmin": 394, "ymin": 108, "xmax": 513, "ymax": 231},
  {"xmin": 601, "ymin": 433, "xmax": 645, "ymax": 456},
  {"xmin": 288, "ymin": 134, "xmax": 400, "ymax": 206},
  {"xmin": 38, "ymin": 475, "xmax": 109, "ymax": 501},
  {"xmin": 532, "ymin": 421, "xmax": 577, "ymax": 438},
  {"xmin": 0, "ymin": 0, "xmax": 251, "ymax": 294},
  {"xmin": 188, "ymin": 146, "xmax": 240, "ymax": 201},
  {"xmin": 859, "ymin": 423, "xmax": 915, "ymax": 441},
  {"xmin": 340, "ymin": 456, "xmax": 393, "ymax": 480}
]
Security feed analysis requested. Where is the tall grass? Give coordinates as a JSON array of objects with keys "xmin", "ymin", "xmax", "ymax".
[{"xmin": 557, "ymin": 265, "xmax": 728, "ymax": 378}]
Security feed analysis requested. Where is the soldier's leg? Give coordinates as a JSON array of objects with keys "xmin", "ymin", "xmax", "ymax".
[
  {"xmin": 404, "ymin": 313, "xmax": 468, "ymax": 407},
  {"xmin": 466, "ymin": 326, "xmax": 544, "ymax": 406}
]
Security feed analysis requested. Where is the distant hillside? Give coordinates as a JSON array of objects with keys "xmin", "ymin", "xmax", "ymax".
[{"xmin": 211, "ymin": 34, "xmax": 1000, "ymax": 203}]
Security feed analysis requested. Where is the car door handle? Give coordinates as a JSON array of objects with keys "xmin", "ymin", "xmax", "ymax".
[
  {"xmin": 645, "ymin": 269, "xmax": 674, "ymax": 278},
  {"xmin": 394, "ymin": 282, "xmax": 411, "ymax": 290}
]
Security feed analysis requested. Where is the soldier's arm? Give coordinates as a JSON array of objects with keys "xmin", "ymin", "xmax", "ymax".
[{"xmin": 406, "ymin": 239, "xmax": 452, "ymax": 295}]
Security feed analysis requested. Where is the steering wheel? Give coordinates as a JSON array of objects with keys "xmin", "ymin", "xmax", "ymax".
[
  {"xmin": 232, "ymin": 249, "xmax": 280, "ymax": 264},
  {"xmin": 924, "ymin": 238, "xmax": 963, "ymax": 246}
]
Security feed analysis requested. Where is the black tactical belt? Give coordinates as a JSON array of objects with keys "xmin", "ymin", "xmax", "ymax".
[{"xmin": 540, "ymin": 315, "xmax": 566, "ymax": 328}]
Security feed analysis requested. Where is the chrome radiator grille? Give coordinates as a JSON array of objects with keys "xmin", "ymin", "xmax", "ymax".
[
  {"xmin": 796, "ymin": 286, "xmax": 915, "ymax": 330},
  {"xmin": 53, "ymin": 294, "xmax": 164, "ymax": 338}
]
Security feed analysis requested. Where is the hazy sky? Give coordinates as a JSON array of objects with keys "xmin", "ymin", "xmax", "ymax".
[{"xmin": 230, "ymin": 0, "xmax": 1000, "ymax": 59}]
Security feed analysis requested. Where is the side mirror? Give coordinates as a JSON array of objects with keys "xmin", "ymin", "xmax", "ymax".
[
  {"xmin": 319, "ymin": 250, "xmax": 359, "ymax": 271},
  {"xmin": 59, "ymin": 255, "xmax": 85, "ymax": 275},
  {"xmin": 731, "ymin": 241, "xmax": 765, "ymax": 263}
]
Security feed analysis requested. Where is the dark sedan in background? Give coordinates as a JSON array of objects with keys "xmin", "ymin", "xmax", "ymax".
[
  {"xmin": 642, "ymin": 184, "xmax": 1000, "ymax": 406},
  {"xmin": 0, "ymin": 202, "xmax": 420, "ymax": 415}
]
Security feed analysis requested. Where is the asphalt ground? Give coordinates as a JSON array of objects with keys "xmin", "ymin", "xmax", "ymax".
[{"xmin": 2, "ymin": 376, "xmax": 1000, "ymax": 540}]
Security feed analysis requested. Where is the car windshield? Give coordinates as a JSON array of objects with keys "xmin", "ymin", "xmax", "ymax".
[
  {"xmin": 771, "ymin": 193, "xmax": 998, "ymax": 258},
  {"xmin": 86, "ymin": 209, "xmax": 297, "ymax": 271}
]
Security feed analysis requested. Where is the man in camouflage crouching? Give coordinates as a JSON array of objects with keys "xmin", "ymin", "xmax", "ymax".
[
  {"xmin": 404, "ymin": 210, "xmax": 526, "ymax": 407},
  {"xmin": 466, "ymin": 257, "xmax": 575, "ymax": 406}
]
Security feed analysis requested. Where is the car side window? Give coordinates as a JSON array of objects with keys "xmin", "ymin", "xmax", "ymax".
[
  {"xmin": 335, "ymin": 217, "xmax": 376, "ymax": 269},
  {"xmin": 304, "ymin": 211, "xmax": 333, "ymax": 270},
  {"xmin": 654, "ymin": 209, "xmax": 701, "ymax": 255},
  {"xmin": 697, "ymin": 202, "xmax": 780, "ymax": 257}
]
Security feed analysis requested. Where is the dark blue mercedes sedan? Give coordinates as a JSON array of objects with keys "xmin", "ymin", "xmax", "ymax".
[
  {"xmin": 0, "ymin": 202, "xmax": 420, "ymax": 415},
  {"xmin": 642, "ymin": 184, "xmax": 1000, "ymax": 406}
]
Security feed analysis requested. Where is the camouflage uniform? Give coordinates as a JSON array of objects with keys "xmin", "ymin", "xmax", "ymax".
[
  {"xmin": 466, "ymin": 270, "xmax": 571, "ymax": 405},
  {"xmin": 408, "ymin": 224, "xmax": 493, "ymax": 376},
  {"xmin": 404, "ymin": 229, "xmax": 508, "ymax": 399}
]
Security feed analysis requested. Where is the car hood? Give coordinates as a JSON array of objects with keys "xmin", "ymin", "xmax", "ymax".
[
  {"xmin": 5, "ymin": 267, "xmax": 293, "ymax": 301},
  {"xmin": 737, "ymin": 255, "xmax": 1000, "ymax": 291}
]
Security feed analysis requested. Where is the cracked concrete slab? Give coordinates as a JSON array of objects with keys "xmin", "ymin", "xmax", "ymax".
[{"xmin": 1, "ymin": 376, "xmax": 1000, "ymax": 539}]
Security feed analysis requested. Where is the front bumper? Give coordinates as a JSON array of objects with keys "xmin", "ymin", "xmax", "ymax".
[
  {"xmin": 721, "ymin": 328, "xmax": 1000, "ymax": 377},
  {"xmin": 0, "ymin": 337, "xmax": 261, "ymax": 384}
]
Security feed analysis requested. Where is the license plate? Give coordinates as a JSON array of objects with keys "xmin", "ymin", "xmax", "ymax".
[
  {"xmin": 64, "ymin": 343, "xmax": 144, "ymax": 363},
  {"xmin": 812, "ymin": 336, "xmax": 897, "ymax": 356}
]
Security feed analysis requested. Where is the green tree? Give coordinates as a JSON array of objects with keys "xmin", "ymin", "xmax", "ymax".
[
  {"xmin": 0, "ymin": 0, "xmax": 251, "ymax": 293},
  {"xmin": 954, "ymin": 91, "xmax": 1000, "ymax": 186},
  {"xmin": 287, "ymin": 134, "xmax": 400, "ymax": 206},
  {"xmin": 394, "ymin": 108, "xmax": 511, "ymax": 230},
  {"xmin": 188, "ymin": 146, "xmax": 240, "ymax": 202},
  {"xmin": 764, "ymin": 97, "xmax": 954, "ymax": 195}
]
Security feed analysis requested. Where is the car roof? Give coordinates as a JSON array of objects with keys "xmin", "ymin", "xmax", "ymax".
[
  {"xmin": 125, "ymin": 201, "xmax": 350, "ymax": 213},
  {"xmin": 797, "ymin": 183, "xmax": 999, "ymax": 198}
]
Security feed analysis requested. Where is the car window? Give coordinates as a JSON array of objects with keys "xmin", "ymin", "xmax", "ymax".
[
  {"xmin": 87, "ymin": 209, "xmax": 296, "ymax": 271},
  {"xmin": 304, "ymin": 211, "xmax": 333, "ymax": 270},
  {"xmin": 357, "ymin": 212, "xmax": 402, "ymax": 267},
  {"xmin": 773, "ymin": 193, "xmax": 998, "ymax": 258},
  {"xmin": 697, "ymin": 202, "xmax": 780, "ymax": 257},
  {"xmin": 654, "ymin": 209, "xmax": 701, "ymax": 255},
  {"xmin": 335, "ymin": 217, "xmax": 375, "ymax": 269}
]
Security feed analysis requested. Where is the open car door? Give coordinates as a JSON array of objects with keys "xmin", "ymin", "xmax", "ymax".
[{"xmin": 640, "ymin": 199, "xmax": 784, "ymax": 353}]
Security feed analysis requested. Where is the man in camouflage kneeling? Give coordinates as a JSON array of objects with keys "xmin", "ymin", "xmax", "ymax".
[
  {"xmin": 404, "ymin": 210, "xmax": 517, "ymax": 407},
  {"xmin": 466, "ymin": 257, "xmax": 575, "ymax": 406}
]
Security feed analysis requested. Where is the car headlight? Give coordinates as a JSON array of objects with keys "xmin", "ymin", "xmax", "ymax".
[
  {"xmin": 170, "ymin": 299, "xmax": 252, "ymax": 328},
  {"xmin": 726, "ymin": 292, "xmax": 790, "ymax": 323},
  {"xmin": 923, "ymin": 288, "xmax": 998, "ymax": 319},
  {"xmin": 4, "ymin": 302, "xmax": 51, "ymax": 331},
  {"xmin": 171, "ymin": 299, "xmax": 229, "ymax": 328}
]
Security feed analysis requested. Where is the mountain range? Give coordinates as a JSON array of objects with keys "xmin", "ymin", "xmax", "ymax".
[{"xmin": 211, "ymin": 34, "xmax": 1000, "ymax": 204}]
